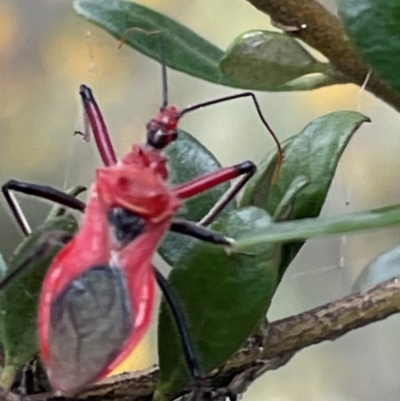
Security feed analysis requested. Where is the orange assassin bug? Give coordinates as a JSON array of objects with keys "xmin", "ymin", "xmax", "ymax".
[{"xmin": 0, "ymin": 49, "xmax": 283, "ymax": 395}]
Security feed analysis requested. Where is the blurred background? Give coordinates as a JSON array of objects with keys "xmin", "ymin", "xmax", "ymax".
[{"xmin": 1, "ymin": 0, "xmax": 400, "ymax": 400}]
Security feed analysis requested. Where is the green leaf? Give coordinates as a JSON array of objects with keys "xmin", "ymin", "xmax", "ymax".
[
  {"xmin": 235, "ymin": 204, "xmax": 400, "ymax": 251},
  {"xmin": 0, "ymin": 214, "xmax": 78, "ymax": 372},
  {"xmin": 271, "ymin": 175, "xmax": 310, "ymax": 280},
  {"xmin": 160, "ymin": 131, "xmax": 233, "ymax": 266},
  {"xmin": 352, "ymin": 245, "xmax": 400, "ymax": 292},
  {"xmin": 73, "ymin": 0, "xmax": 348, "ymax": 92},
  {"xmin": 157, "ymin": 207, "xmax": 280, "ymax": 399},
  {"xmin": 74, "ymin": 0, "xmax": 233, "ymax": 86},
  {"xmin": 262, "ymin": 111, "xmax": 368, "ymax": 218},
  {"xmin": 273, "ymin": 175, "xmax": 310, "ymax": 221},
  {"xmin": 241, "ymin": 135, "xmax": 297, "ymax": 208},
  {"xmin": 220, "ymin": 30, "xmax": 328, "ymax": 89},
  {"xmin": 339, "ymin": 1, "xmax": 400, "ymax": 92},
  {"xmin": 242, "ymin": 111, "xmax": 368, "ymax": 279}
]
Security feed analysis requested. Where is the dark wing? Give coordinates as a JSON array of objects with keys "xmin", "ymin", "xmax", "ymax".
[{"xmin": 48, "ymin": 265, "xmax": 133, "ymax": 394}]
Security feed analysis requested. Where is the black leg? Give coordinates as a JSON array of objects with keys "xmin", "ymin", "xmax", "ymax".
[
  {"xmin": 154, "ymin": 268, "xmax": 203, "ymax": 380},
  {"xmin": 170, "ymin": 219, "xmax": 233, "ymax": 247},
  {"xmin": 18, "ymin": 364, "xmax": 34, "ymax": 397},
  {"xmin": 162, "ymin": 164, "xmax": 256, "ymax": 385},
  {"xmin": 199, "ymin": 161, "xmax": 256, "ymax": 227},
  {"xmin": 2, "ymin": 179, "xmax": 86, "ymax": 236}
]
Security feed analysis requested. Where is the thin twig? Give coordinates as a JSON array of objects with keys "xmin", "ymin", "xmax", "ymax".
[
  {"xmin": 25, "ymin": 276, "xmax": 400, "ymax": 401},
  {"xmin": 245, "ymin": 0, "xmax": 400, "ymax": 112}
]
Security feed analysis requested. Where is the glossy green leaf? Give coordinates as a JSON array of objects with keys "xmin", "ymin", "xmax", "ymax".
[
  {"xmin": 160, "ymin": 130, "xmax": 233, "ymax": 266},
  {"xmin": 339, "ymin": 1, "xmax": 400, "ymax": 92},
  {"xmin": 220, "ymin": 30, "xmax": 328, "ymax": 89},
  {"xmin": 272, "ymin": 175, "xmax": 309, "ymax": 279},
  {"xmin": 235, "ymin": 204, "xmax": 400, "ymax": 251},
  {"xmin": 74, "ymin": 0, "xmax": 234, "ymax": 86},
  {"xmin": 246, "ymin": 111, "xmax": 369, "ymax": 218},
  {"xmin": 157, "ymin": 207, "xmax": 280, "ymax": 399},
  {"xmin": 353, "ymin": 245, "xmax": 400, "ymax": 292},
  {"xmin": 1, "ymin": 214, "xmax": 78, "ymax": 371},
  {"xmin": 241, "ymin": 135, "xmax": 297, "ymax": 209},
  {"xmin": 73, "ymin": 0, "xmax": 347, "ymax": 92},
  {"xmin": 242, "ymin": 111, "xmax": 368, "ymax": 279},
  {"xmin": 273, "ymin": 175, "xmax": 310, "ymax": 221}
]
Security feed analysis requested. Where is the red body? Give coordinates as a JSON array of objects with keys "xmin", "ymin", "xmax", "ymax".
[
  {"xmin": 34, "ymin": 87, "xmax": 257, "ymax": 394},
  {"xmin": 39, "ymin": 144, "xmax": 181, "ymax": 394}
]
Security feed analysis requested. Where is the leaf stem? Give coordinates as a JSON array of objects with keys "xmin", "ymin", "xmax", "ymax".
[{"xmin": 235, "ymin": 204, "xmax": 400, "ymax": 251}]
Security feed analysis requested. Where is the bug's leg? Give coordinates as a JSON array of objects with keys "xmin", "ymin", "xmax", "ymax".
[
  {"xmin": 78, "ymin": 85, "xmax": 118, "ymax": 166},
  {"xmin": 2, "ymin": 179, "xmax": 86, "ymax": 236},
  {"xmin": 165, "ymin": 166, "xmax": 259, "ymax": 386},
  {"xmin": 198, "ymin": 161, "xmax": 256, "ymax": 227},
  {"xmin": 15, "ymin": 358, "xmax": 36, "ymax": 397},
  {"xmin": 174, "ymin": 160, "xmax": 256, "ymax": 226},
  {"xmin": 154, "ymin": 268, "xmax": 203, "ymax": 380},
  {"xmin": 170, "ymin": 219, "xmax": 233, "ymax": 246}
]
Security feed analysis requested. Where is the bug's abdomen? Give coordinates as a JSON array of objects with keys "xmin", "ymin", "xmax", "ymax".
[{"xmin": 48, "ymin": 265, "xmax": 133, "ymax": 394}]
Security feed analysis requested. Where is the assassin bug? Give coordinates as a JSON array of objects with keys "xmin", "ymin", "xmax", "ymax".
[{"xmin": 0, "ymin": 43, "xmax": 283, "ymax": 396}]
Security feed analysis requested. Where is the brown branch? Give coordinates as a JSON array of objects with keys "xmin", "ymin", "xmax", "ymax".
[
  {"xmin": 26, "ymin": 276, "xmax": 400, "ymax": 401},
  {"xmin": 245, "ymin": 0, "xmax": 400, "ymax": 112}
]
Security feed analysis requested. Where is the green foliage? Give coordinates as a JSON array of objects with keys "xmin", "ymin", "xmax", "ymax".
[
  {"xmin": 156, "ymin": 112, "xmax": 370, "ymax": 397},
  {"xmin": 157, "ymin": 207, "xmax": 279, "ymax": 399},
  {"xmin": 220, "ymin": 30, "xmax": 333, "ymax": 90},
  {"xmin": 74, "ymin": 0, "xmax": 346, "ymax": 91},
  {"xmin": 242, "ymin": 110, "xmax": 369, "ymax": 280},
  {"xmin": 2, "ymin": 0, "xmax": 400, "ymax": 399},
  {"xmin": 159, "ymin": 131, "xmax": 233, "ymax": 267},
  {"xmin": 242, "ymin": 111, "xmax": 368, "ymax": 218},
  {"xmin": 74, "ymin": 0, "xmax": 232, "ymax": 86},
  {"xmin": 234, "ymin": 204, "xmax": 400, "ymax": 250},
  {"xmin": 74, "ymin": 0, "xmax": 400, "ymax": 96},
  {"xmin": 339, "ymin": 0, "xmax": 400, "ymax": 92},
  {"xmin": 0, "ymin": 210, "xmax": 78, "ymax": 388}
]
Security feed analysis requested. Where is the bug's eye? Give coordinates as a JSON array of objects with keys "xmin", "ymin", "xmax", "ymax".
[
  {"xmin": 147, "ymin": 128, "xmax": 166, "ymax": 149},
  {"xmin": 146, "ymin": 121, "xmax": 177, "ymax": 149}
]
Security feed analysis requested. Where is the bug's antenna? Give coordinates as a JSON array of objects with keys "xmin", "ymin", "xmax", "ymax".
[
  {"xmin": 160, "ymin": 35, "xmax": 168, "ymax": 110},
  {"xmin": 118, "ymin": 28, "xmax": 168, "ymax": 109}
]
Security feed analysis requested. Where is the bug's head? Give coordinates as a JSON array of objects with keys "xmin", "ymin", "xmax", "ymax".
[{"xmin": 146, "ymin": 106, "xmax": 180, "ymax": 150}]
